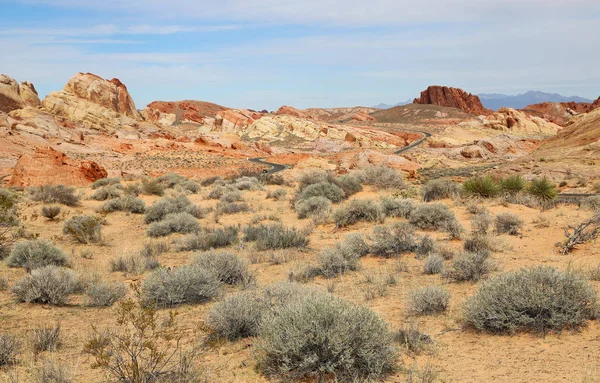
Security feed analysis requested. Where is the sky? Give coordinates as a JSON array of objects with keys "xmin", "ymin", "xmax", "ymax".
[{"xmin": 1, "ymin": 0, "xmax": 599, "ymax": 110}]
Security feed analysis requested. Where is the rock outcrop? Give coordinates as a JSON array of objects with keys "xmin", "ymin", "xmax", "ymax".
[
  {"xmin": 9, "ymin": 146, "xmax": 107, "ymax": 187},
  {"xmin": 274, "ymin": 105, "xmax": 308, "ymax": 119},
  {"xmin": 413, "ymin": 86, "xmax": 492, "ymax": 116},
  {"xmin": 142, "ymin": 100, "xmax": 227, "ymax": 126},
  {"xmin": 522, "ymin": 99, "xmax": 600, "ymax": 126},
  {"xmin": 457, "ymin": 108, "xmax": 561, "ymax": 137},
  {"xmin": 214, "ymin": 109, "xmax": 262, "ymax": 131},
  {"xmin": 0, "ymin": 74, "xmax": 41, "ymax": 113}
]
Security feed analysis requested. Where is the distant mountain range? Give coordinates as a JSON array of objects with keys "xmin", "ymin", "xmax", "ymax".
[
  {"xmin": 372, "ymin": 100, "xmax": 412, "ymax": 109},
  {"xmin": 478, "ymin": 91, "xmax": 593, "ymax": 111}
]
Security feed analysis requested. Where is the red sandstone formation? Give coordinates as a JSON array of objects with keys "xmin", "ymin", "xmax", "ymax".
[{"xmin": 413, "ymin": 86, "xmax": 492, "ymax": 115}]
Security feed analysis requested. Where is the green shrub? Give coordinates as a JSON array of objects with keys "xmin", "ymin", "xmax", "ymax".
[
  {"xmin": 296, "ymin": 182, "xmax": 345, "ymax": 203},
  {"xmin": 423, "ymin": 254, "xmax": 444, "ymax": 275},
  {"xmin": 144, "ymin": 195, "xmax": 192, "ymax": 223},
  {"xmin": 500, "ymin": 175, "xmax": 526, "ymax": 194},
  {"xmin": 245, "ymin": 223, "xmax": 309, "ymax": 250},
  {"xmin": 409, "ymin": 203, "xmax": 461, "ymax": 237},
  {"xmin": 30, "ymin": 185, "xmax": 80, "ymax": 206},
  {"xmin": 257, "ymin": 292, "xmax": 396, "ymax": 381},
  {"xmin": 63, "ymin": 216, "xmax": 102, "ymax": 244},
  {"xmin": 12, "ymin": 266, "xmax": 80, "ymax": 305},
  {"xmin": 7, "ymin": 239, "xmax": 70, "ymax": 271},
  {"xmin": 408, "ymin": 286, "xmax": 450, "ymax": 315},
  {"xmin": 0, "ymin": 333, "xmax": 20, "ymax": 366},
  {"xmin": 193, "ymin": 251, "xmax": 254, "ymax": 286},
  {"xmin": 443, "ymin": 252, "xmax": 492, "ymax": 282},
  {"xmin": 359, "ymin": 165, "xmax": 406, "ymax": 190},
  {"xmin": 146, "ymin": 213, "xmax": 200, "ymax": 237},
  {"xmin": 294, "ymin": 196, "xmax": 332, "ymax": 223},
  {"xmin": 100, "ymin": 195, "xmax": 146, "ymax": 214},
  {"xmin": 141, "ymin": 179, "xmax": 165, "ymax": 196},
  {"xmin": 371, "ymin": 222, "xmax": 418, "ymax": 257},
  {"xmin": 90, "ymin": 185, "xmax": 122, "ymax": 201},
  {"xmin": 334, "ymin": 175, "xmax": 363, "ymax": 197},
  {"xmin": 495, "ymin": 213, "xmax": 524, "ymax": 235},
  {"xmin": 175, "ymin": 226, "xmax": 238, "ymax": 252},
  {"xmin": 462, "ymin": 176, "xmax": 501, "ymax": 198},
  {"xmin": 85, "ymin": 280, "xmax": 127, "ymax": 307},
  {"xmin": 141, "ymin": 266, "xmax": 221, "ymax": 307},
  {"xmin": 464, "ymin": 266, "xmax": 598, "ymax": 334},
  {"xmin": 92, "ymin": 178, "xmax": 120, "ymax": 189},
  {"xmin": 41, "ymin": 205, "xmax": 61, "ymax": 220},
  {"xmin": 422, "ymin": 179, "xmax": 460, "ymax": 202},
  {"xmin": 380, "ymin": 197, "xmax": 415, "ymax": 218},
  {"xmin": 333, "ymin": 199, "xmax": 384, "ymax": 228},
  {"xmin": 528, "ymin": 177, "xmax": 558, "ymax": 201}
]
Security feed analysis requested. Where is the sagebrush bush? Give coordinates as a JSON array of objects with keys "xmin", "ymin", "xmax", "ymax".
[
  {"xmin": 334, "ymin": 175, "xmax": 363, "ymax": 197},
  {"xmin": 408, "ymin": 286, "xmax": 450, "ymax": 315},
  {"xmin": 216, "ymin": 201, "xmax": 251, "ymax": 215},
  {"xmin": 234, "ymin": 176, "xmax": 262, "ymax": 191},
  {"xmin": 99, "ymin": 195, "xmax": 146, "ymax": 214},
  {"xmin": 201, "ymin": 176, "xmax": 222, "ymax": 187},
  {"xmin": 495, "ymin": 213, "xmax": 524, "ymax": 235},
  {"xmin": 178, "ymin": 179, "xmax": 201, "ymax": 194},
  {"xmin": 358, "ymin": 165, "xmax": 406, "ymax": 190},
  {"xmin": 294, "ymin": 196, "xmax": 332, "ymax": 223},
  {"xmin": 296, "ymin": 171, "xmax": 336, "ymax": 191},
  {"xmin": 85, "ymin": 280, "xmax": 127, "ymax": 307},
  {"xmin": 244, "ymin": 223, "xmax": 309, "ymax": 250},
  {"xmin": 416, "ymin": 235, "xmax": 436, "ymax": 258},
  {"xmin": 462, "ymin": 176, "xmax": 501, "ymax": 198},
  {"xmin": 296, "ymin": 182, "xmax": 345, "ymax": 203},
  {"xmin": 581, "ymin": 196, "xmax": 600, "ymax": 211},
  {"xmin": 157, "ymin": 173, "xmax": 187, "ymax": 188},
  {"xmin": 471, "ymin": 212, "xmax": 492, "ymax": 235},
  {"xmin": 333, "ymin": 199, "xmax": 384, "ymax": 228},
  {"xmin": 90, "ymin": 185, "xmax": 122, "ymax": 201},
  {"xmin": 144, "ymin": 195, "xmax": 192, "ymax": 223},
  {"xmin": 175, "ymin": 226, "xmax": 239, "ymax": 252},
  {"xmin": 193, "ymin": 251, "xmax": 254, "ymax": 286},
  {"xmin": 380, "ymin": 197, "xmax": 415, "ymax": 218},
  {"xmin": 257, "ymin": 291, "xmax": 396, "ymax": 381},
  {"xmin": 423, "ymin": 254, "xmax": 444, "ymax": 275},
  {"xmin": 463, "ymin": 235, "xmax": 494, "ymax": 254},
  {"xmin": 92, "ymin": 178, "xmax": 120, "ymax": 189},
  {"xmin": 0, "ymin": 333, "xmax": 20, "ymax": 366},
  {"xmin": 41, "ymin": 205, "xmax": 61, "ymax": 220},
  {"xmin": 500, "ymin": 175, "xmax": 527, "ymax": 194},
  {"xmin": 110, "ymin": 254, "xmax": 147, "ymax": 274},
  {"xmin": 12, "ymin": 266, "xmax": 80, "ymax": 305},
  {"xmin": 528, "ymin": 177, "xmax": 558, "ymax": 201},
  {"xmin": 141, "ymin": 179, "xmax": 165, "ymax": 196},
  {"xmin": 63, "ymin": 215, "xmax": 102, "ymax": 244},
  {"xmin": 422, "ymin": 179, "xmax": 460, "ymax": 202},
  {"xmin": 464, "ymin": 266, "xmax": 598, "ymax": 334},
  {"xmin": 316, "ymin": 247, "xmax": 360, "ymax": 277},
  {"xmin": 394, "ymin": 323, "xmax": 433, "ymax": 356},
  {"xmin": 139, "ymin": 241, "xmax": 169, "ymax": 260},
  {"xmin": 34, "ymin": 360, "xmax": 72, "ymax": 383},
  {"xmin": 371, "ymin": 222, "xmax": 418, "ymax": 257},
  {"xmin": 219, "ymin": 190, "xmax": 243, "ymax": 203},
  {"xmin": 141, "ymin": 266, "xmax": 221, "ymax": 307},
  {"xmin": 443, "ymin": 252, "xmax": 492, "ymax": 282},
  {"xmin": 409, "ymin": 203, "xmax": 462, "ymax": 237},
  {"xmin": 30, "ymin": 185, "xmax": 80, "ymax": 206},
  {"xmin": 207, "ymin": 185, "xmax": 235, "ymax": 200},
  {"xmin": 339, "ymin": 233, "xmax": 370, "ymax": 257},
  {"xmin": 7, "ymin": 239, "xmax": 70, "ymax": 271},
  {"xmin": 31, "ymin": 324, "xmax": 61, "ymax": 354},
  {"xmin": 266, "ymin": 188, "xmax": 287, "ymax": 201},
  {"xmin": 146, "ymin": 213, "xmax": 200, "ymax": 237}
]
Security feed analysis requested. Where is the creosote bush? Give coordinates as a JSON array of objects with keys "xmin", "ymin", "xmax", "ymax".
[
  {"xmin": 422, "ymin": 179, "xmax": 460, "ymax": 202},
  {"xmin": 30, "ymin": 185, "xmax": 80, "ymax": 206},
  {"xmin": 12, "ymin": 266, "xmax": 80, "ymax": 305},
  {"xmin": 333, "ymin": 199, "xmax": 385, "ymax": 228},
  {"xmin": 146, "ymin": 213, "xmax": 200, "ymax": 237},
  {"xmin": 462, "ymin": 176, "xmax": 500, "ymax": 198},
  {"xmin": 193, "ymin": 251, "xmax": 254, "ymax": 286},
  {"xmin": 464, "ymin": 266, "xmax": 599, "ymax": 334},
  {"xmin": 408, "ymin": 286, "xmax": 450, "ymax": 316},
  {"xmin": 528, "ymin": 177, "xmax": 558, "ymax": 202},
  {"xmin": 7, "ymin": 239, "xmax": 70, "ymax": 271},
  {"xmin": 0, "ymin": 333, "xmax": 21, "ymax": 366},
  {"xmin": 63, "ymin": 215, "xmax": 102, "ymax": 244},
  {"xmin": 358, "ymin": 164, "xmax": 406, "ymax": 190},
  {"xmin": 41, "ymin": 205, "xmax": 61, "ymax": 220},
  {"xmin": 495, "ymin": 213, "xmax": 524, "ymax": 235}
]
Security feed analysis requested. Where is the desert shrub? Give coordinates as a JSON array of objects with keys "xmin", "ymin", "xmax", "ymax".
[
  {"xmin": 424, "ymin": 254, "xmax": 444, "ymax": 275},
  {"xmin": 371, "ymin": 222, "xmax": 418, "ymax": 257},
  {"xmin": 175, "ymin": 226, "xmax": 238, "ymax": 252},
  {"xmin": 266, "ymin": 188, "xmax": 287, "ymax": 201},
  {"xmin": 559, "ymin": 214, "xmax": 600, "ymax": 255},
  {"xmin": 99, "ymin": 195, "xmax": 146, "ymax": 214},
  {"xmin": 296, "ymin": 182, "xmax": 345, "ymax": 203},
  {"xmin": 90, "ymin": 185, "xmax": 122, "ymax": 201},
  {"xmin": 416, "ymin": 235, "xmax": 436, "ymax": 258},
  {"xmin": 110, "ymin": 254, "xmax": 147, "ymax": 274},
  {"xmin": 333, "ymin": 199, "xmax": 385, "ymax": 228},
  {"xmin": 146, "ymin": 213, "xmax": 200, "ymax": 237},
  {"xmin": 62, "ymin": 215, "xmax": 102, "ymax": 244},
  {"xmin": 581, "ymin": 196, "xmax": 600, "ymax": 211},
  {"xmin": 462, "ymin": 176, "xmax": 500, "ymax": 198},
  {"xmin": 288, "ymin": 264, "xmax": 322, "ymax": 283},
  {"xmin": 193, "ymin": 251, "xmax": 254, "ymax": 286},
  {"xmin": 178, "ymin": 179, "xmax": 201, "ymax": 194},
  {"xmin": 216, "ymin": 201, "xmax": 251, "ymax": 215},
  {"xmin": 408, "ymin": 286, "xmax": 450, "ymax": 315},
  {"xmin": 409, "ymin": 203, "xmax": 461, "ymax": 236},
  {"xmin": 245, "ymin": 223, "xmax": 309, "ymax": 250},
  {"xmin": 41, "ymin": 205, "xmax": 61, "ymax": 220},
  {"xmin": 85, "ymin": 280, "xmax": 127, "ymax": 307},
  {"xmin": 205, "ymin": 290, "xmax": 265, "ymax": 341},
  {"xmin": 31, "ymin": 324, "xmax": 61, "ymax": 354},
  {"xmin": 34, "ymin": 360, "xmax": 72, "ymax": 383},
  {"xmin": 7, "ymin": 239, "xmax": 70, "ymax": 271},
  {"xmin": 201, "ymin": 176, "xmax": 222, "ymax": 187},
  {"xmin": 233, "ymin": 177, "xmax": 262, "ymax": 191},
  {"xmin": 495, "ymin": 213, "xmax": 524, "ymax": 235},
  {"xmin": 294, "ymin": 196, "xmax": 332, "ymax": 223},
  {"xmin": 334, "ymin": 175, "xmax": 363, "ymax": 197},
  {"xmin": 157, "ymin": 173, "xmax": 187, "ymax": 188},
  {"xmin": 463, "ymin": 235, "xmax": 494, "ymax": 254},
  {"xmin": 141, "ymin": 178, "xmax": 165, "ymax": 196},
  {"xmin": 380, "ymin": 197, "xmax": 415, "ymax": 218},
  {"xmin": 296, "ymin": 170, "xmax": 336, "ymax": 191},
  {"xmin": 471, "ymin": 212, "xmax": 492, "ymax": 235},
  {"xmin": 144, "ymin": 195, "xmax": 192, "ymax": 223},
  {"xmin": 30, "ymin": 185, "xmax": 79, "ymax": 206},
  {"xmin": 339, "ymin": 233, "xmax": 370, "ymax": 257},
  {"xmin": 500, "ymin": 175, "xmax": 527, "ymax": 194},
  {"xmin": 207, "ymin": 185, "xmax": 235, "ymax": 200},
  {"xmin": 0, "ymin": 333, "xmax": 20, "ymax": 366},
  {"xmin": 257, "ymin": 292, "xmax": 396, "ymax": 381},
  {"xmin": 138, "ymin": 241, "xmax": 169, "ymax": 259},
  {"xmin": 466, "ymin": 202, "xmax": 488, "ymax": 215},
  {"xmin": 186, "ymin": 204, "xmax": 211, "ymax": 219},
  {"xmin": 464, "ymin": 266, "xmax": 598, "ymax": 334},
  {"xmin": 0, "ymin": 189, "xmax": 19, "ymax": 257},
  {"xmin": 358, "ymin": 165, "xmax": 406, "ymax": 190},
  {"xmin": 422, "ymin": 179, "xmax": 460, "ymax": 202},
  {"xmin": 122, "ymin": 183, "xmax": 142, "ymax": 197},
  {"xmin": 261, "ymin": 173, "xmax": 286, "ymax": 186},
  {"xmin": 528, "ymin": 177, "xmax": 558, "ymax": 201},
  {"xmin": 92, "ymin": 178, "xmax": 120, "ymax": 189},
  {"xmin": 219, "ymin": 190, "xmax": 243, "ymax": 203},
  {"xmin": 316, "ymin": 247, "xmax": 360, "ymax": 277},
  {"xmin": 12, "ymin": 266, "xmax": 79, "ymax": 305},
  {"xmin": 141, "ymin": 265, "xmax": 221, "ymax": 307},
  {"xmin": 394, "ymin": 323, "xmax": 433, "ymax": 356},
  {"xmin": 443, "ymin": 252, "xmax": 492, "ymax": 282}
]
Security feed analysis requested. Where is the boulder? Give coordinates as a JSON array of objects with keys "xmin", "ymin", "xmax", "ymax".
[
  {"xmin": 0, "ymin": 74, "xmax": 38, "ymax": 113},
  {"xmin": 19, "ymin": 81, "xmax": 41, "ymax": 107},
  {"xmin": 413, "ymin": 85, "xmax": 492, "ymax": 115}
]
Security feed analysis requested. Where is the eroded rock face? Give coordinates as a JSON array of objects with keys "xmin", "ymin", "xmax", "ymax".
[
  {"xmin": 0, "ymin": 75, "xmax": 40, "ymax": 112},
  {"xmin": 19, "ymin": 81, "xmax": 41, "ymax": 108},
  {"xmin": 414, "ymin": 86, "xmax": 492, "ymax": 116},
  {"xmin": 215, "ymin": 109, "xmax": 263, "ymax": 131},
  {"xmin": 142, "ymin": 100, "xmax": 227, "ymax": 126},
  {"xmin": 523, "ymin": 100, "xmax": 600, "ymax": 126},
  {"xmin": 9, "ymin": 146, "xmax": 107, "ymax": 187},
  {"xmin": 275, "ymin": 105, "xmax": 308, "ymax": 119},
  {"xmin": 482, "ymin": 108, "xmax": 561, "ymax": 135}
]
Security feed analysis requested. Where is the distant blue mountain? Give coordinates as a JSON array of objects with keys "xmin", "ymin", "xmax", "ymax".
[
  {"xmin": 372, "ymin": 100, "xmax": 412, "ymax": 109},
  {"xmin": 478, "ymin": 91, "xmax": 593, "ymax": 111}
]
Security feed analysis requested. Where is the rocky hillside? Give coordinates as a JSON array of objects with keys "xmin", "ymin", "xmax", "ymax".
[
  {"xmin": 0, "ymin": 74, "xmax": 40, "ymax": 112},
  {"xmin": 413, "ymin": 85, "xmax": 492, "ymax": 116},
  {"xmin": 522, "ymin": 97, "xmax": 600, "ymax": 126}
]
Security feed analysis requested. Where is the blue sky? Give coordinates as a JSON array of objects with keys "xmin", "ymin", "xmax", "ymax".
[{"xmin": 1, "ymin": 0, "xmax": 599, "ymax": 110}]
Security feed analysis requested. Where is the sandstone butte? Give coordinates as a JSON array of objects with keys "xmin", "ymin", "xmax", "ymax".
[{"xmin": 413, "ymin": 85, "xmax": 493, "ymax": 116}]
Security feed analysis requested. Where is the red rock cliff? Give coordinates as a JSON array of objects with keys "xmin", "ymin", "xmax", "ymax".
[{"xmin": 413, "ymin": 86, "xmax": 492, "ymax": 115}]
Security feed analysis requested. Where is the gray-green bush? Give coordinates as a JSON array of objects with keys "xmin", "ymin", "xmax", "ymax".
[
  {"xmin": 294, "ymin": 196, "xmax": 332, "ymax": 222},
  {"xmin": 63, "ymin": 215, "xmax": 102, "ymax": 244},
  {"xmin": 175, "ymin": 226, "xmax": 238, "ymax": 252},
  {"xmin": 296, "ymin": 182, "xmax": 345, "ymax": 203},
  {"xmin": 443, "ymin": 252, "xmax": 492, "ymax": 282},
  {"xmin": 41, "ymin": 205, "xmax": 61, "ymax": 220},
  {"xmin": 99, "ymin": 195, "xmax": 146, "ymax": 214},
  {"xmin": 408, "ymin": 286, "xmax": 450, "ymax": 315},
  {"xmin": 333, "ymin": 199, "xmax": 384, "ymax": 228},
  {"xmin": 30, "ymin": 185, "xmax": 80, "ymax": 206},
  {"xmin": 334, "ymin": 175, "xmax": 363, "ymax": 197},
  {"xmin": 423, "ymin": 254, "xmax": 444, "ymax": 275},
  {"xmin": 0, "ymin": 333, "xmax": 20, "ymax": 366},
  {"xmin": 371, "ymin": 222, "xmax": 418, "ymax": 257},
  {"xmin": 380, "ymin": 197, "xmax": 415, "ymax": 218},
  {"xmin": 409, "ymin": 203, "xmax": 462, "ymax": 238},
  {"xmin": 31, "ymin": 324, "xmax": 61, "ymax": 354},
  {"xmin": 244, "ymin": 223, "xmax": 309, "ymax": 250},
  {"xmin": 92, "ymin": 178, "xmax": 120, "ymax": 189},
  {"xmin": 146, "ymin": 213, "xmax": 200, "ymax": 237},
  {"xmin": 358, "ymin": 165, "xmax": 406, "ymax": 190},
  {"xmin": 193, "ymin": 251, "xmax": 254, "ymax": 286},
  {"xmin": 12, "ymin": 266, "xmax": 80, "ymax": 305},
  {"xmin": 85, "ymin": 280, "xmax": 127, "ymax": 307},
  {"xmin": 144, "ymin": 195, "xmax": 192, "ymax": 223},
  {"xmin": 7, "ymin": 239, "xmax": 70, "ymax": 271},
  {"xmin": 422, "ymin": 179, "xmax": 460, "ymax": 202},
  {"xmin": 90, "ymin": 185, "xmax": 122, "ymax": 201},
  {"xmin": 494, "ymin": 213, "xmax": 524, "ymax": 235},
  {"xmin": 141, "ymin": 266, "xmax": 221, "ymax": 307}
]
